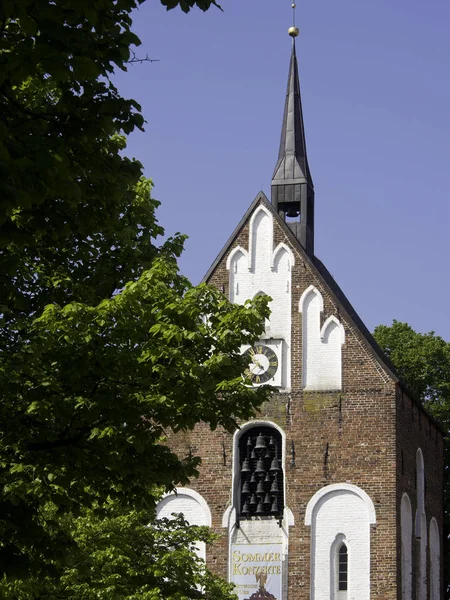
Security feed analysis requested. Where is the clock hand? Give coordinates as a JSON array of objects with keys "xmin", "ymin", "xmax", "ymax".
[{"xmin": 252, "ymin": 358, "xmax": 265, "ymax": 374}]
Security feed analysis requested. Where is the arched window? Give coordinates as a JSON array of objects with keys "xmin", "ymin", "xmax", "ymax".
[
  {"xmin": 238, "ymin": 425, "xmax": 284, "ymax": 520},
  {"xmin": 337, "ymin": 543, "xmax": 348, "ymax": 594},
  {"xmin": 331, "ymin": 536, "xmax": 348, "ymax": 600}
]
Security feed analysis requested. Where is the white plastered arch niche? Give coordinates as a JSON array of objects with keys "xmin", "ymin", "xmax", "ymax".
[
  {"xmin": 415, "ymin": 448, "xmax": 427, "ymax": 600},
  {"xmin": 429, "ymin": 517, "xmax": 440, "ymax": 600},
  {"xmin": 299, "ymin": 285, "xmax": 345, "ymax": 390},
  {"xmin": 222, "ymin": 420, "xmax": 294, "ymax": 600},
  {"xmin": 156, "ymin": 488, "xmax": 212, "ymax": 562},
  {"xmin": 305, "ymin": 483, "xmax": 376, "ymax": 600},
  {"xmin": 227, "ymin": 205, "xmax": 294, "ymax": 388},
  {"xmin": 400, "ymin": 492, "xmax": 412, "ymax": 600}
]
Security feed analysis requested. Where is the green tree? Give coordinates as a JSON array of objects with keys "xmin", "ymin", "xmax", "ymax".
[
  {"xmin": 373, "ymin": 320, "xmax": 450, "ymax": 597},
  {"xmin": 4, "ymin": 505, "xmax": 238, "ymax": 599},
  {"xmin": 0, "ymin": 0, "xmax": 268, "ymax": 597}
]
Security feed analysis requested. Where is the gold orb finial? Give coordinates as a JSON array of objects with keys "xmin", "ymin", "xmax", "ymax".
[{"xmin": 289, "ymin": 2, "xmax": 299, "ymax": 37}]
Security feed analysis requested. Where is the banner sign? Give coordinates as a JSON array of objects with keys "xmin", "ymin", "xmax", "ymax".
[{"xmin": 231, "ymin": 543, "xmax": 283, "ymax": 600}]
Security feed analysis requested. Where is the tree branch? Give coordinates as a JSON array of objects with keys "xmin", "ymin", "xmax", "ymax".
[{"xmin": 127, "ymin": 51, "xmax": 160, "ymax": 65}]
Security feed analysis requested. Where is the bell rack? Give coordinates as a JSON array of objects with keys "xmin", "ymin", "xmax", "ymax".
[{"xmin": 238, "ymin": 427, "xmax": 284, "ymax": 523}]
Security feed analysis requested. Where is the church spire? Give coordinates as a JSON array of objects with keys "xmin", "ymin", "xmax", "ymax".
[{"xmin": 271, "ymin": 5, "xmax": 315, "ymax": 257}]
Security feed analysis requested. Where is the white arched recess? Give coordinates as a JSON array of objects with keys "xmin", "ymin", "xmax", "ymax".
[
  {"xmin": 156, "ymin": 488, "xmax": 212, "ymax": 562},
  {"xmin": 305, "ymin": 483, "xmax": 376, "ymax": 600},
  {"xmin": 222, "ymin": 421, "xmax": 294, "ymax": 599},
  {"xmin": 299, "ymin": 285, "xmax": 345, "ymax": 391},
  {"xmin": 429, "ymin": 517, "xmax": 440, "ymax": 600},
  {"xmin": 401, "ymin": 493, "xmax": 412, "ymax": 600},
  {"xmin": 415, "ymin": 449, "xmax": 427, "ymax": 600},
  {"xmin": 227, "ymin": 205, "xmax": 294, "ymax": 388}
]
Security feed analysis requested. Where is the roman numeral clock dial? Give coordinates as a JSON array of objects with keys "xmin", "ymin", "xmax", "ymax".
[{"xmin": 243, "ymin": 344, "xmax": 279, "ymax": 385}]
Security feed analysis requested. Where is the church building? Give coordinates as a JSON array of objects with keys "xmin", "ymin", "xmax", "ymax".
[{"xmin": 156, "ymin": 16, "xmax": 444, "ymax": 600}]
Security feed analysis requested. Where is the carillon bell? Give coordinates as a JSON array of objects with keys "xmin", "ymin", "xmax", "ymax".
[
  {"xmin": 242, "ymin": 501, "xmax": 250, "ymax": 516},
  {"xmin": 286, "ymin": 206, "xmax": 300, "ymax": 218},
  {"xmin": 255, "ymin": 433, "xmax": 267, "ymax": 450},
  {"xmin": 264, "ymin": 472, "xmax": 271, "ymax": 483},
  {"xmin": 255, "ymin": 458, "xmax": 266, "ymax": 474},
  {"xmin": 256, "ymin": 499, "xmax": 265, "ymax": 515},
  {"xmin": 269, "ymin": 458, "xmax": 280, "ymax": 472},
  {"xmin": 256, "ymin": 479, "xmax": 265, "ymax": 495},
  {"xmin": 265, "ymin": 447, "xmax": 271, "ymax": 459},
  {"xmin": 242, "ymin": 479, "xmax": 250, "ymax": 494},
  {"xmin": 250, "ymin": 472, "xmax": 257, "ymax": 484},
  {"xmin": 241, "ymin": 458, "xmax": 251, "ymax": 473},
  {"xmin": 249, "ymin": 493, "xmax": 258, "ymax": 506},
  {"xmin": 270, "ymin": 478, "xmax": 279, "ymax": 493},
  {"xmin": 251, "ymin": 449, "xmax": 257, "ymax": 460},
  {"xmin": 271, "ymin": 496, "xmax": 279, "ymax": 513},
  {"xmin": 269, "ymin": 436, "xmax": 275, "ymax": 447},
  {"xmin": 247, "ymin": 437, "xmax": 253, "ymax": 448},
  {"xmin": 263, "ymin": 493, "xmax": 271, "ymax": 507}
]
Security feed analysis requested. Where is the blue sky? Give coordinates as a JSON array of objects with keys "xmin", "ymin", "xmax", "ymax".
[{"xmin": 114, "ymin": 0, "xmax": 450, "ymax": 340}]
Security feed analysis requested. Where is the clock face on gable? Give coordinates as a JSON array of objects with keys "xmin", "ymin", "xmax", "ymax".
[{"xmin": 242, "ymin": 340, "xmax": 283, "ymax": 387}]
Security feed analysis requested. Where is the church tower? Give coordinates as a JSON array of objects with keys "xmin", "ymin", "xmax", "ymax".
[{"xmin": 157, "ymin": 9, "xmax": 444, "ymax": 600}]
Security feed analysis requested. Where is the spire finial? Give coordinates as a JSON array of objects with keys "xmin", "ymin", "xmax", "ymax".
[{"xmin": 289, "ymin": 3, "xmax": 299, "ymax": 38}]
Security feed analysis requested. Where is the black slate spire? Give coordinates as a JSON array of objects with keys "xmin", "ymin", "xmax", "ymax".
[{"xmin": 271, "ymin": 35, "xmax": 315, "ymax": 257}]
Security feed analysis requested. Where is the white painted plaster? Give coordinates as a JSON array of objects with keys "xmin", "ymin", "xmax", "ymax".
[
  {"xmin": 226, "ymin": 245, "xmax": 249, "ymax": 271},
  {"xmin": 305, "ymin": 483, "xmax": 376, "ymax": 526},
  {"xmin": 321, "ymin": 315, "xmax": 346, "ymax": 344},
  {"xmin": 299, "ymin": 286, "xmax": 345, "ymax": 390},
  {"xmin": 415, "ymin": 449, "xmax": 427, "ymax": 600},
  {"xmin": 401, "ymin": 492, "xmax": 412, "ymax": 600},
  {"xmin": 229, "ymin": 248, "xmax": 247, "ymax": 303},
  {"xmin": 299, "ymin": 285, "xmax": 323, "ymax": 312},
  {"xmin": 272, "ymin": 242, "xmax": 295, "ymax": 271},
  {"xmin": 156, "ymin": 488, "xmax": 212, "ymax": 561},
  {"xmin": 248, "ymin": 206, "xmax": 273, "ymax": 272},
  {"xmin": 227, "ymin": 206, "xmax": 293, "ymax": 388},
  {"xmin": 250, "ymin": 206, "xmax": 273, "ymax": 275},
  {"xmin": 429, "ymin": 517, "xmax": 440, "ymax": 600},
  {"xmin": 305, "ymin": 483, "xmax": 376, "ymax": 600},
  {"xmin": 416, "ymin": 448, "xmax": 425, "ymax": 526}
]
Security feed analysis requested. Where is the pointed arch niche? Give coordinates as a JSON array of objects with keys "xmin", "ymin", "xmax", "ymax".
[
  {"xmin": 227, "ymin": 246, "xmax": 248, "ymax": 303},
  {"xmin": 401, "ymin": 492, "xmax": 412, "ymax": 600},
  {"xmin": 299, "ymin": 286, "xmax": 345, "ymax": 390},
  {"xmin": 248, "ymin": 205, "xmax": 273, "ymax": 275},
  {"xmin": 415, "ymin": 449, "xmax": 427, "ymax": 600},
  {"xmin": 429, "ymin": 517, "xmax": 440, "ymax": 600}
]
